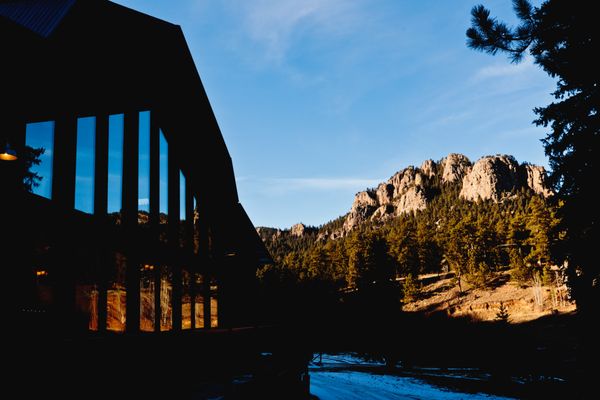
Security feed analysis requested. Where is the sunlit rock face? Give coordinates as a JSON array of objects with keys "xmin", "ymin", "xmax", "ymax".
[
  {"xmin": 278, "ymin": 153, "xmax": 552, "ymax": 238},
  {"xmin": 523, "ymin": 164, "xmax": 553, "ymax": 198},
  {"xmin": 459, "ymin": 155, "xmax": 521, "ymax": 202},
  {"xmin": 441, "ymin": 153, "xmax": 472, "ymax": 183}
]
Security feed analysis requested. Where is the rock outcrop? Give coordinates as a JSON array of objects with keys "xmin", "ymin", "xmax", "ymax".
[
  {"xmin": 273, "ymin": 153, "xmax": 552, "ymax": 240},
  {"xmin": 460, "ymin": 155, "xmax": 520, "ymax": 202},
  {"xmin": 395, "ymin": 186, "xmax": 427, "ymax": 214},
  {"xmin": 291, "ymin": 223, "xmax": 306, "ymax": 237},
  {"xmin": 257, "ymin": 224, "xmax": 318, "ymax": 242},
  {"xmin": 343, "ymin": 190, "xmax": 378, "ymax": 232},
  {"xmin": 420, "ymin": 159, "xmax": 437, "ymax": 178},
  {"xmin": 524, "ymin": 164, "xmax": 553, "ymax": 198},
  {"xmin": 459, "ymin": 155, "xmax": 554, "ymax": 202},
  {"xmin": 342, "ymin": 165, "xmax": 430, "ymax": 232},
  {"xmin": 442, "ymin": 153, "xmax": 472, "ymax": 183}
]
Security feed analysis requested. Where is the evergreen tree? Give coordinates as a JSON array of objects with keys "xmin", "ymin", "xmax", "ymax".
[
  {"xmin": 495, "ymin": 302, "xmax": 510, "ymax": 324},
  {"xmin": 388, "ymin": 220, "xmax": 419, "ymax": 278},
  {"xmin": 467, "ymin": 0, "xmax": 599, "ymax": 312}
]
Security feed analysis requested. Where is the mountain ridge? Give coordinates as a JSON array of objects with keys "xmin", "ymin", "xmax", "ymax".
[{"xmin": 258, "ymin": 152, "xmax": 552, "ymax": 242}]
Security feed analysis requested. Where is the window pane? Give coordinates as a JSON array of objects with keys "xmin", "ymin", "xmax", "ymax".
[
  {"xmin": 194, "ymin": 273, "xmax": 204, "ymax": 328},
  {"xmin": 159, "ymin": 129, "xmax": 168, "ymax": 218},
  {"xmin": 182, "ymin": 268, "xmax": 191, "ymax": 330},
  {"xmin": 140, "ymin": 264, "xmax": 155, "ymax": 332},
  {"xmin": 193, "ymin": 197, "xmax": 200, "ymax": 255},
  {"xmin": 75, "ymin": 116, "xmax": 95, "ymax": 213},
  {"xmin": 160, "ymin": 265, "xmax": 172, "ymax": 331},
  {"xmin": 107, "ymin": 252, "xmax": 127, "ymax": 332},
  {"xmin": 108, "ymin": 114, "xmax": 124, "ymax": 213},
  {"xmin": 25, "ymin": 121, "xmax": 54, "ymax": 199},
  {"xmin": 210, "ymin": 279, "xmax": 218, "ymax": 328},
  {"xmin": 180, "ymin": 171, "xmax": 185, "ymax": 220},
  {"xmin": 138, "ymin": 111, "xmax": 150, "ymax": 213}
]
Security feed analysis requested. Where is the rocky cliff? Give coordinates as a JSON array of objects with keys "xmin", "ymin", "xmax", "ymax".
[
  {"xmin": 259, "ymin": 153, "xmax": 552, "ymax": 242},
  {"xmin": 341, "ymin": 153, "xmax": 551, "ymax": 235}
]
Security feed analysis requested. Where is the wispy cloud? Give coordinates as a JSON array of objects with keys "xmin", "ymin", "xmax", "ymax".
[
  {"xmin": 473, "ymin": 55, "xmax": 536, "ymax": 82},
  {"xmin": 270, "ymin": 177, "xmax": 381, "ymax": 190},
  {"xmin": 237, "ymin": 176, "xmax": 382, "ymax": 195},
  {"xmin": 138, "ymin": 198, "xmax": 149, "ymax": 206},
  {"xmin": 231, "ymin": 0, "xmax": 364, "ymax": 64}
]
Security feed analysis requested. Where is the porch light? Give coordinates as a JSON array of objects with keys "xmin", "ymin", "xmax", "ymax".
[{"xmin": 0, "ymin": 141, "xmax": 17, "ymax": 161}]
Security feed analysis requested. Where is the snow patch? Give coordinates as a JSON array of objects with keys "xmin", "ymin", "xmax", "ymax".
[{"xmin": 310, "ymin": 370, "xmax": 515, "ymax": 400}]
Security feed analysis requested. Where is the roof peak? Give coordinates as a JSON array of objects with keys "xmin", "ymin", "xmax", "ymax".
[{"xmin": 0, "ymin": 0, "xmax": 76, "ymax": 38}]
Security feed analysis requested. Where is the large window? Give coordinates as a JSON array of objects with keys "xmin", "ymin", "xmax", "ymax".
[
  {"xmin": 107, "ymin": 252, "xmax": 127, "ymax": 332},
  {"xmin": 75, "ymin": 116, "xmax": 95, "ymax": 213},
  {"xmin": 25, "ymin": 121, "xmax": 54, "ymax": 199},
  {"xmin": 108, "ymin": 114, "xmax": 124, "ymax": 213},
  {"xmin": 159, "ymin": 265, "xmax": 172, "ymax": 331},
  {"xmin": 159, "ymin": 129, "xmax": 168, "ymax": 218},
  {"xmin": 180, "ymin": 171, "xmax": 186, "ymax": 220},
  {"xmin": 194, "ymin": 273, "xmax": 205, "ymax": 328},
  {"xmin": 182, "ymin": 268, "xmax": 192, "ymax": 329},
  {"xmin": 210, "ymin": 278, "xmax": 218, "ymax": 328},
  {"xmin": 140, "ymin": 264, "xmax": 155, "ymax": 332},
  {"xmin": 138, "ymin": 111, "xmax": 150, "ymax": 213}
]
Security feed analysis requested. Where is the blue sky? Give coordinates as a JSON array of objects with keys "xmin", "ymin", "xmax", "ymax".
[{"xmin": 108, "ymin": 0, "xmax": 555, "ymax": 229}]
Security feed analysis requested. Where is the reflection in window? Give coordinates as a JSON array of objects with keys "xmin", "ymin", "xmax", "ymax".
[
  {"xmin": 138, "ymin": 111, "xmax": 150, "ymax": 213},
  {"xmin": 71, "ymin": 242, "xmax": 99, "ymax": 332},
  {"xmin": 193, "ymin": 197, "xmax": 200, "ymax": 255},
  {"xmin": 194, "ymin": 273, "xmax": 205, "ymax": 328},
  {"xmin": 108, "ymin": 114, "xmax": 124, "ymax": 213},
  {"xmin": 159, "ymin": 129, "xmax": 168, "ymax": 219},
  {"xmin": 160, "ymin": 265, "xmax": 172, "ymax": 331},
  {"xmin": 140, "ymin": 264, "xmax": 155, "ymax": 332},
  {"xmin": 182, "ymin": 268, "xmax": 192, "ymax": 329},
  {"xmin": 25, "ymin": 121, "xmax": 54, "ymax": 199},
  {"xmin": 107, "ymin": 252, "xmax": 127, "ymax": 332},
  {"xmin": 210, "ymin": 279, "xmax": 218, "ymax": 328},
  {"xmin": 75, "ymin": 117, "xmax": 95, "ymax": 213}
]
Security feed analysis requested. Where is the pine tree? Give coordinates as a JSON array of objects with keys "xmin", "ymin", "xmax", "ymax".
[
  {"xmin": 495, "ymin": 302, "xmax": 510, "ymax": 324},
  {"xmin": 467, "ymin": 0, "xmax": 599, "ymax": 313}
]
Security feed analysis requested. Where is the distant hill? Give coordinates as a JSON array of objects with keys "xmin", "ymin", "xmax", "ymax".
[
  {"xmin": 255, "ymin": 153, "xmax": 571, "ymax": 321},
  {"xmin": 258, "ymin": 153, "xmax": 552, "ymax": 259}
]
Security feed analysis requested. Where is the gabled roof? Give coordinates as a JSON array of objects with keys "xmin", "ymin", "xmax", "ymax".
[
  {"xmin": 2, "ymin": 0, "xmax": 271, "ymax": 264},
  {"xmin": 0, "ymin": 0, "xmax": 75, "ymax": 37}
]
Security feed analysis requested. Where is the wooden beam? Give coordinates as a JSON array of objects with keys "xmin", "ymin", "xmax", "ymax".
[
  {"xmin": 149, "ymin": 111, "xmax": 160, "ymax": 230},
  {"xmin": 185, "ymin": 179, "xmax": 194, "ymax": 248},
  {"xmin": 52, "ymin": 115, "xmax": 77, "ymax": 208},
  {"xmin": 185, "ymin": 181, "xmax": 196, "ymax": 329},
  {"xmin": 94, "ymin": 115, "xmax": 109, "ymax": 333},
  {"xmin": 123, "ymin": 111, "xmax": 140, "ymax": 333},
  {"xmin": 168, "ymin": 140, "xmax": 182, "ymax": 331},
  {"xmin": 49, "ymin": 115, "xmax": 78, "ymax": 332},
  {"xmin": 94, "ymin": 115, "xmax": 108, "ymax": 216},
  {"xmin": 150, "ymin": 112, "xmax": 161, "ymax": 333},
  {"xmin": 204, "ymin": 271, "xmax": 212, "ymax": 329}
]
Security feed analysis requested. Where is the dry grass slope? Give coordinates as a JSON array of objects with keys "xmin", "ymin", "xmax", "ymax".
[{"xmin": 403, "ymin": 271, "xmax": 576, "ymax": 323}]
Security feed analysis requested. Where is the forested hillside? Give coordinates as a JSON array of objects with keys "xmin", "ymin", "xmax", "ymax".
[{"xmin": 257, "ymin": 154, "xmax": 563, "ymax": 301}]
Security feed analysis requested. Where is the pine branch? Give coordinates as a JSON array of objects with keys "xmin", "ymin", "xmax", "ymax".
[
  {"xmin": 467, "ymin": 4, "xmax": 533, "ymax": 62},
  {"xmin": 513, "ymin": 0, "xmax": 533, "ymax": 22}
]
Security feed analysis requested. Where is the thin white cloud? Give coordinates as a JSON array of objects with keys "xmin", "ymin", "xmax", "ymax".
[
  {"xmin": 233, "ymin": 0, "xmax": 363, "ymax": 63},
  {"xmin": 271, "ymin": 177, "xmax": 381, "ymax": 190},
  {"xmin": 138, "ymin": 198, "xmax": 149, "ymax": 206},
  {"xmin": 473, "ymin": 55, "xmax": 536, "ymax": 82},
  {"xmin": 237, "ymin": 176, "xmax": 382, "ymax": 195}
]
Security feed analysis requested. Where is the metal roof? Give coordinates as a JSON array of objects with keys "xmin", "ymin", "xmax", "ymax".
[{"xmin": 0, "ymin": 0, "xmax": 76, "ymax": 37}]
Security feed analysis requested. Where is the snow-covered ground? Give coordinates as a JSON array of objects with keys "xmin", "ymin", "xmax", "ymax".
[{"xmin": 310, "ymin": 354, "xmax": 515, "ymax": 400}]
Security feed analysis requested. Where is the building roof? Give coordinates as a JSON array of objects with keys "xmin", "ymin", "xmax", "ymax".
[
  {"xmin": 0, "ymin": 0, "xmax": 75, "ymax": 37},
  {"xmin": 1, "ymin": 0, "xmax": 270, "ymax": 265}
]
